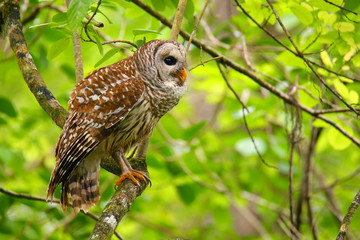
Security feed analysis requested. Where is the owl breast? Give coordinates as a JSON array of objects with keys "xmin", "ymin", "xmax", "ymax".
[
  {"xmin": 101, "ymin": 96, "xmax": 157, "ymax": 154},
  {"xmin": 147, "ymin": 82, "xmax": 187, "ymax": 117},
  {"xmin": 100, "ymin": 81, "xmax": 186, "ymax": 155}
]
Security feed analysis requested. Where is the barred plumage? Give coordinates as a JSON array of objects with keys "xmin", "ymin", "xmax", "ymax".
[{"xmin": 47, "ymin": 40, "xmax": 187, "ymax": 212}]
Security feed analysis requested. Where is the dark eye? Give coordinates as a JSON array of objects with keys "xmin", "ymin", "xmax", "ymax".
[{"xmin": 164, "ymin": 56, "xmax": 177, "ymax": 66}]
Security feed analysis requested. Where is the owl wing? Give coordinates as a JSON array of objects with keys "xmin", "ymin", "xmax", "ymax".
[{"xmin": 47, "ymin": 66, "xmax": 145, "ymax": 197}]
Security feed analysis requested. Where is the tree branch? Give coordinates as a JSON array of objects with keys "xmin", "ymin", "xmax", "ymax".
[
  {"xmin": 324, "ymin": 0, "xmax": 357, "ymax": 15},
  {"xmin": 71, "ymin": 31, "xmax": 84, "ymax": 83},
  {"xmin": 1, "ymin": 0, "xmax": 69, "ymax": 128},
  {"xmin": 89, "ymin": 159, "xmax": 149, "ymax": 240},
  {"xmin": 217, "ymin": 61, "xmax": 276, "ymax": 169},
  {"xmin": 65, "ymin": 0, "xmax": 84, "ymax": 83},
  {"xmin": 336, "ymin": 190, "xmax": 360, "ymax": 240},
  {"xmin": 2, "ymin": 1, "xmax": 146, "ymax": 239},
  {"xmin": 233, "ymin": 0, "xmax": 360, "ymax": 83},
  {"xmin": 90, "ymin": 1, "xmax": 188, "ymax": 239},
  {"xmin": 130, "ymin": 0, "xmax": 360, "ymax": 149},
  {"xmin": 0, "ymin": 186, "xmax": 124, "ymax": 240},
  {"xmin": 169, "ymin": 0, "xmax": 187, "ymax": 41},
  {"xmin": 265, "ymin": 0, "xmax": 359, "ymax": 116},
  {"xmin": 304, "ymin": 126, "xmax": 320, "ymax": 240}
]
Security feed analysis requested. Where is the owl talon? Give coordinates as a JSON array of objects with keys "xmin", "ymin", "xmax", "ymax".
[{"xmin": 114, "ymin": 169, "xmax": 150, "ymax": 188}]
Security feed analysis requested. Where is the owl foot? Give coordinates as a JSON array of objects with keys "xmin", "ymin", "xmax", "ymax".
[{"xmin": 115, "ymin": 169, "xmax": 151, "ymax": 188}]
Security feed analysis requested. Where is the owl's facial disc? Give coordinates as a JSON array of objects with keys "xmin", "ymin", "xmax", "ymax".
[{"xmin": 154, "ymin": 42, "xmax": 187, "ymax": 86}]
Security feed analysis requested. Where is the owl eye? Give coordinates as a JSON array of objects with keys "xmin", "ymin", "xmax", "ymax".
[{"xmin": 164, "ymin": 56, "xmax": 177, "ymax": 66}]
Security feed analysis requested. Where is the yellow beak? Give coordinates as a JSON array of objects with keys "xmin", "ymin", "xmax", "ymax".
[{"xmin": 177, "ymin": 66, "xmax": 187, "ymax": 82}]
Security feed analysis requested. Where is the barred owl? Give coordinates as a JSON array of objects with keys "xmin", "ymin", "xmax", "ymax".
[{"xmin": 46, "ymin": 40, "xmax": 188, "ymax": 213}]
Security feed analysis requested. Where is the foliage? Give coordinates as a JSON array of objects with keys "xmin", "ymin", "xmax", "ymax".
[{"xmin": 1, "ymin": 0, "xmax": 360, "ymax": 239}]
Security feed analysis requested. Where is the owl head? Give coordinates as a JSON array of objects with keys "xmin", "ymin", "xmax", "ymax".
[{"xmin": 134, "ymin": 40, "xmax": 188, "ymax": 88}]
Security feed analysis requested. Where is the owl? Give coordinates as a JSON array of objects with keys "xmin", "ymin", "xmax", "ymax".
[{"xmin": 46, "ymin": 40, "xmax": 188, "ymax": 213}]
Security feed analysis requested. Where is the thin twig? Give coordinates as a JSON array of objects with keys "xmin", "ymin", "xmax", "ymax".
[
  {"xmin": 130, "ymin": 0, "xmax": 360, "ymax": 149},
  {"xmin": 324, "ymin": 0, "xmax": 357, "ymax": 15},
  {"xmin": 169, "ymin": 0, "xmax": 187, "ymax": 41},
  {"xmin": 186, "ymin": 0, "xmax": 210, "ymax": 52},
  {"xmin": 286, "ymin": 83, "xmax": 302, "ymax": 236},
  {"xmin": 277, "ymin": 218, "xmax": 295, "ymax": 240},
  {"xmin": 100, "ymin": 39, "xmax": 137, "ymax": 48},
  {"xmin": 83, "ymin": 0, "xmax": 102, "ymax": 43},
  {"xmin": 265, "ymin": 0, "xmax": 359, "ymax": 116},
  {"xmin": 80, "ymin": 0, "xmax": 138, "ymax": 49},
  {"xmin": 302, "ymin": 31, "xmax": 322, "ymax": 53},
  {"xmin": 189, "ymin": 56, "xmax": 222, "ymax": 71},
  {"xmin": 21, "ymin": 2, "xmax": 53, "ymax": 25},
  {"xmin": 279, "ymin": 214, "xmax": 303, "ymax": 240},
  {"xmin": 241, "ymin": 34, "xmax": 255, "ymax": 71},
  {"xmin": 297, "ymin": 86, "xmax": 338, "ymax": 110},
  {"xmin": 0, "ymin": 186, "xmax": 124, "ymax": 240},
  {"xmin": 286, "ymin": 83, "xmax": 304, "ymax": 237},
  {"xmin": 217, "ymin": 61, "xmax": 277, "ymax": 169},
  {"xmin": 304, "ymin": 126, "xmax": 320, "ymax": 240},
  {"xmin": 328, "ymin": 166, "xmax": 360, "ymax": 189},
  {"xmin": 233, "ymin": 0, "xmax": 360, "ymax": 83},
  {"xmin": 85, "ymin": 14, "xmax": 104, "ymax": 28},
  {"xmin": 313, "ymin": 168, "xmax": 342, "ymax": 225}
]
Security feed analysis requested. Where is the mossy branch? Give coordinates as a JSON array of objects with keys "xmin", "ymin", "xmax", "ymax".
[
  {"xmin": 89, "ymin": 158, "xmax": 149, "ymax": 240},
  {"xmin": 1, "ymin": 0, "xmax": 69, "ymax": 128},
  {"xmin": 1, "ymin": 1, "xmax": 144, "ymax": 239},
  {"xmin": 336, "ymin": 190, "xmax": 360, "ymax": 240}
]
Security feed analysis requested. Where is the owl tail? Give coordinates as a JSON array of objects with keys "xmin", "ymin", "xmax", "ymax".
[{"xmin": 60, "ymin": 166, "xmax": 100, "ymax": 213}]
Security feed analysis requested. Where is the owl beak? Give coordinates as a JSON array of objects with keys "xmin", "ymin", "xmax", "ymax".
[{"xmin": 176, "ymin": 66, "xmax": 187, "ymax": 82}]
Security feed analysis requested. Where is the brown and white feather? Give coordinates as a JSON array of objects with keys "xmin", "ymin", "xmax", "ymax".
[{"xmin": 47, "ymin": 40, "xmax": 187, "ymax": 212}]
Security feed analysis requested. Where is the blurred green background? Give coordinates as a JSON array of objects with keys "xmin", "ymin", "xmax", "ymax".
[{"xmin": 1, "ymin": 0, "xmax": 360, "ymax": 239}]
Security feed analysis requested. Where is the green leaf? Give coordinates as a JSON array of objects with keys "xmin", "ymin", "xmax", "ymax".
[
  {"xmin": 0, "ymin": 97, "xmax": 17, "ymax": 117},
  {"xmin": 67, "ymin": 0, "xmax": 92, "ymax": 31},
  {"xmin": 334, "ymin": 79, "xmax": 349, "ymax": 99},
  {"xmin": 352, "ymin": 54, "xmax": 360, "ymax": 67},
  {"xmin": 327, "ymin": 127, "xmax": 352, "ymax": 150},
  {"xmin": 176, "ymin": 184, "xmax": 197, "ymax": 205},
  {"xmin": 317, "ymin": 11, "xmax": 336, "ymax": 26},
  {"xmin": 291, "ymin": 5, "xmax": 313, "ymax": 25},
  {"xmin": 334, "ymin": 22, "xmax": 355, "ymax": 32},
  {"xmin": 132, "ymin": 29, "xmax": 162, "ymax": 37},
  {"xmin": 349, "ymin": 90, "xmax": 359, "ymax": 104},
  {"xmin": 320, "ymin": 50, "xmax": 332, "ymax": 68},
  {"xmin": 94, "ymin": 47, "xmax": 121, "ymax": 68},
  {"xmin": 52, "ymin": 12, "xmax": 68, "ymax": 23},
  {"xmin": 47, "ymin": 38, "xmax": 70, "ymax": 60},
  {"xmin": 136, "ymin": 38, "xmax": 146, "ymax": 48}
]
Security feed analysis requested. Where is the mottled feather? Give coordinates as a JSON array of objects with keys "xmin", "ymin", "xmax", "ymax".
[{"xmin": 46, "ymin": 40, "xmax": 187, "ymax": 213}]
